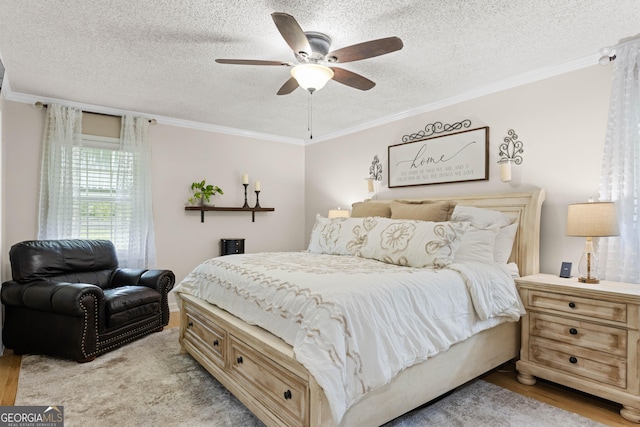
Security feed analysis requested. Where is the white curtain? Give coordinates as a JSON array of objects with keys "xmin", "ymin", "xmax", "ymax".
[
  {"xmin": 598, "ymin": 40, "xmax": 640, "ymax": 282},
  {"xmin": 118, "ymin": 115, "xmax": 156, "ymax": 268},
  {"xmin": 38, "ymin": 105, "xmax": 156, "ymax": 269},
  {"xmin": 38, "ymin": 104, "xmax": 83, "ymax": 239}
]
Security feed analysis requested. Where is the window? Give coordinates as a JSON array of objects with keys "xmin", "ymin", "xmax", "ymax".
[
  {"xmin": 72, "ymin": 135, "xmax": 133, "ymax": 255},
  {"xmin": 39, "ymin": 106, "xmax": 155, "ymax": 268}
]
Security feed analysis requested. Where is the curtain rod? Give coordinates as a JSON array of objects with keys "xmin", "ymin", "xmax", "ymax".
[{"xmin": 34, "ymin": 102, "xmax": 157, "ymax": 124}]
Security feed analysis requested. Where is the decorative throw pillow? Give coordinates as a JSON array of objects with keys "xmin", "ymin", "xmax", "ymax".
[
  {"xmin": 307, "ymin": 215, "xmax": 374, "ymax": 255},
  {"xmin": 358, "ymin": 218, "xmax": 468, "ymax": 268},
  {"xmin": 351, "ymin": 201, "xmax": 391, "ymax": 218},
  {"xmin": 451, "ymin": 205, "xmax": 517, "ymax": 263},
  {"xmin": 391, "ymin": 200, "xmax": 457, "ymax": 221}
]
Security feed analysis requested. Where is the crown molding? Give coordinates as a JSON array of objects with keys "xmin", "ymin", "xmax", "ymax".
[
  {"xmin": 304, "ymin": 53, "xmax": 600, "ymax": 144},
  {"xmin": 1, "ymin": 79, "xmax": 306, "ymax": 146},
  {"xmin": 4, "ymin": 53, "xmax": 599, "ymax": 147}
]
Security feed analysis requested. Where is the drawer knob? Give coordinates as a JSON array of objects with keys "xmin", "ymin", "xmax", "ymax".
[
  {"xmin": 213, "ymin": 340, "xmax": 219, "ymax": 346},
  {"xmin": 568, "ymin": 302, "xmax": 576, "ymax": 309},
  {"xmin": 569, "ymin": 328, "xmax": 578, "ymax": 335},
  {"xmin": 569, "ymin": 356, "xmax": 578, "ymax": 364},
  {"xmin": 188, "ymin": 321, "xmax": 193, "ymax": 328},
  {"xmin": 237, "ymin": 356, "xmax": 243, "ymax": 364},
  {"xmin": 283, "ymin": 389, "xmax": 292, "ymax": 400}
]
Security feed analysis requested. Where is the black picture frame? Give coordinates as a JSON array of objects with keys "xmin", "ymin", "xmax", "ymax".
[{"xmin": 388, "ymin": 126, "xmax": 489, "ymax": 188}]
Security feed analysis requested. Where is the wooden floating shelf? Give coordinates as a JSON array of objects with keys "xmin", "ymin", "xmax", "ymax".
[{"xmin": 185, "ymin": 206, "xmax": 275, "ymax": 223}]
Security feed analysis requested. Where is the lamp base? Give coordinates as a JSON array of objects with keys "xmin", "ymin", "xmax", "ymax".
[{"xmin": 578, "ymin": 277, "xmax": 600, "ymax": 284}]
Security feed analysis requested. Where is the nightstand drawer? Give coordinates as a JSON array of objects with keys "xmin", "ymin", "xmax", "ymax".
[
  {"xmin": 528, "ymin": 290, "xmax": 626, "ymax": 323},
  {"xmin": 530, "ymin": 336, "xmax": 626, "ymax": 388},
  {"xmin": 529, "ymin": 312, "xmax": 627, "ymax": 356}
]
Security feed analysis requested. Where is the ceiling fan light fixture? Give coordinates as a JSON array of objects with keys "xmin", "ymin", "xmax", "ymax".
[{"xmin": 290, "ymin": 64, "xmax": 334, "ymax": 92}]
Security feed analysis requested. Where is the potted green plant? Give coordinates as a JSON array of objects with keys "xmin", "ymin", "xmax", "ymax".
[{"xmin": 188, "ymin": 180, "xmax": 224, "ymax": 206}]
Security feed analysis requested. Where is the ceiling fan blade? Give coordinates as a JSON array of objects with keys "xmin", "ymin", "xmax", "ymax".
[
  {"xmin": 271, "ymin": 12, "xmax": 311, "ymax": 55},
  {"xmin": 215, "ymin": 59, "xmax": 292, "ymax": 66},
  {"xmin": 277, "ymin": 77, "xmax": 299, "ymax": 95},
  {"xmin": 328, "ymin": 36, "xmax": 403, "ymax": 63},
  {"xmin": 330, "ymin": 67, "xmax": 376, "ymax": 91}
]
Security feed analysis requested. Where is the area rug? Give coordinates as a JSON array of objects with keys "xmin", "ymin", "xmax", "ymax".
[{"xmin": 15, "ymin": 328, "xmax": 605, "ymax": 427}]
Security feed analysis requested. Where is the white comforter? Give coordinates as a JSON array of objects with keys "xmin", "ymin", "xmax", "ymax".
[{"xmin": 174, "ymin": 252, "xmax": 524, "ymax": 424}]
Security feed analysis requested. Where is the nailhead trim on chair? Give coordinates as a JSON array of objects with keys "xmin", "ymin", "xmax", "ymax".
[
  {"xmin": 162, "ymin": 286, "xmax": 170, "ymax": 326},
  {"xmin": 97, "ymin": 318, "xmax": 162, "ymax": 354},
  {"xmin": 79, "ymin": 294, "xmax": 99, "ymax": 359},
  {"xmin": 80, "ymin": 293, "xmax": 163, "ymax": 360}
]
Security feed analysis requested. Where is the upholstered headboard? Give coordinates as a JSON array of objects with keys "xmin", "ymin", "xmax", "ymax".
[{"xmin": 354, "ymin": 188, "xmax": 546, "ymax": 276}]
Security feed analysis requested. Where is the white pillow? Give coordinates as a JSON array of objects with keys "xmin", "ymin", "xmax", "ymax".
[
  {"xmin": 451, "ymin": 205, "xmax": 516, "ymax": 263},
  {"xmin": 307, "ymin": 215, "xmax": 371, "ymax": 255},
  {"xmin": 494, "ymin": 222, "xmax": 519, "ymax": 264},
  {"xmin": 358, "ymin": 218, "xmax": 468, "ymax": 268},
  {"xmin": 453, "ymin": 225, "xmax": 500, "ymax": 263},
  {"xmin": 451, "ymin": 205, "xmax": 515, "ymax": 228}
]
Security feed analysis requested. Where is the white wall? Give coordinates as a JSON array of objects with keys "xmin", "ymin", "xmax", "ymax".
[
  {"xmin": 305, "ymin": 64, "xmax": 613, "ymax": 276},
  {"xmin": 0, "ymin": 102, "xmax": 306, "ymax": 287},
  {"xmin": 149, "ymin": 123, "xmax": 306, "ymax": 282},
  {"xmin": 0, "ymin": 63, "xmax": 615, "ymax": 283}
]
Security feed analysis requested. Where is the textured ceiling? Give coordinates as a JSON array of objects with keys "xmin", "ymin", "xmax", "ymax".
[{"xmin": 0, "ymin": 1, "xmax": 639, "ymax": 141}]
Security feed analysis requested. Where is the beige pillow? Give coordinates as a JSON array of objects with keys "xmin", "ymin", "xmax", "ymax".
[
  {"xmin": 390, "ymin": 200, "xmax": 457, "ymax": 221},
  {"xmin": 351, "ymin": 201, "xmax": 391, "ymax": 218}
]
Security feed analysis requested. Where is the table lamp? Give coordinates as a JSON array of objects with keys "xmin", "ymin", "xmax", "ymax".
[
  {"xmin": 328, "ymin": 208, "xmax": 350, "ymax": 218},
  {"xmin": 566, "ymin": 201, "xmax": 619, "ymax": 283}
]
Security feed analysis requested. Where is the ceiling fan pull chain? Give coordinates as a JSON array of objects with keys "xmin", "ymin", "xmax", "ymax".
[{"xmin": 308, "ymin": 91, "xmax": 313, "ymax": 139}]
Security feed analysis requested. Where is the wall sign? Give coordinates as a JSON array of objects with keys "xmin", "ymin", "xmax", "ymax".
[{"xmin": 388, "ymin": 127, "xmax": 489, "ymax": 187}]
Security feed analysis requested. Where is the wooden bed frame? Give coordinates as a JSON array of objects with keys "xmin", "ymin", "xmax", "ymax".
[{"xmin": 177, "ymin": 188, "xmax": 546, "ymax": 427}]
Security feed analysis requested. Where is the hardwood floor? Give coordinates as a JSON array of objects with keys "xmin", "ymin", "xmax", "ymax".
[
  {"xmin": 0, "ymin": 314, "xmax": 633, "ymax": 425},
  {"xmin": 482, "ymin": 361, "xmax": 634, "ymax": 426}
]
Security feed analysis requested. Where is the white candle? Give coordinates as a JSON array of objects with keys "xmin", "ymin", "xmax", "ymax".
[
  {"xmin": 367, "ymin": 178, "xmax": 374, "ymax": 193},
  {"xmin": 500, "ymin": 160, "xmax": 512, "ymax": 182},
  {"xmin": 255, "ymin": 181, "xmax": 261, "ymax": 191},
  {"xmin": 242, "ymin": 173, "xmax": 249, "ymax": 185}
]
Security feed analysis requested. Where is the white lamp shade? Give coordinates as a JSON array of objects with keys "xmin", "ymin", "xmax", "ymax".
[
  {"xmin": 566, "ymin": 202, "xmax": 619, "ymax": 237},
  {"xmin": 291, "ymin": 64, "xmax": 334, "ymax": 92},
  {"xmin": 328, "ymin": 209, "xmax": 350, "ymax": 218}
]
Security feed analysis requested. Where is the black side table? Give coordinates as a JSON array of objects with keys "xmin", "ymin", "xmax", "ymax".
[{"xmin": 220, "ymin": 238, "xmax": 245, "ymax": 256}]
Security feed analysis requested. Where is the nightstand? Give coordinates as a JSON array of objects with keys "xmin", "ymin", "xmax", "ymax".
[
  {"xmin": 516, "ymin": 274, "xmax": 640, "ymax": 423},
  {"xmin": 220, "ymin": 238, "xmax": 245, "ymax": 256}
]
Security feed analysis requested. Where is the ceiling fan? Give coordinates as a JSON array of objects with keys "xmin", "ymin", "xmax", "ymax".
[{"xmin": 215, "ymin": 12, "xmax": 404, "ymax": 95}]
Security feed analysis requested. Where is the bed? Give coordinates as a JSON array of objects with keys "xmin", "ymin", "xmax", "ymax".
[{"xmin": 175, "ymin": 188, "xmax": 545, "ymax": 427}]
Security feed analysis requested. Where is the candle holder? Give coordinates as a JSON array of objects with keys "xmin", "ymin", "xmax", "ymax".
[
  {"xmin": 242, "ymin": 184, "xmax": 250, "ymax": 208},
  {"xmin": 497, "ymin": 129, "xmax": 524, "ymax": 183},
  {"xmin": 254, "ymin": 191, "xmax": 261, "ymax": 208}
]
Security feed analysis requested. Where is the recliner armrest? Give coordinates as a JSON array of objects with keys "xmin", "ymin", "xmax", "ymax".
[
  {"xmin": 139, "ymin": 270, "xmax": 175, "ymax": 294},
  {"xmin": 110, "ymin": 268, "xmax": 175, "ymax": 294},
  {"xmin": 1, "ymin": 280, "xmax": 104, "ymax": 316}
]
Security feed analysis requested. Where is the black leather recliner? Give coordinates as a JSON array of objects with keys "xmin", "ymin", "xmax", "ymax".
[{"xmin": 1, "ymin": 239, "xmax": 175, "ymax": 362}]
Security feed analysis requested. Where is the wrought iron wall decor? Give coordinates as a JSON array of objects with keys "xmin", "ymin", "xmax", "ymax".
[
  {"xmin": 498, "ymin": 129, "xmax": 524, "ymax": 165},
  {"xmin": 498, "ymin": 129, "xmax": 524, "ymax": 182},
  {"xmin": 401, "ymin": 119, "xmax": 472, "ymax": 142},
  {"xmin": 369, "ymin": 155, "xmax": 383, "ymax": 181}
]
